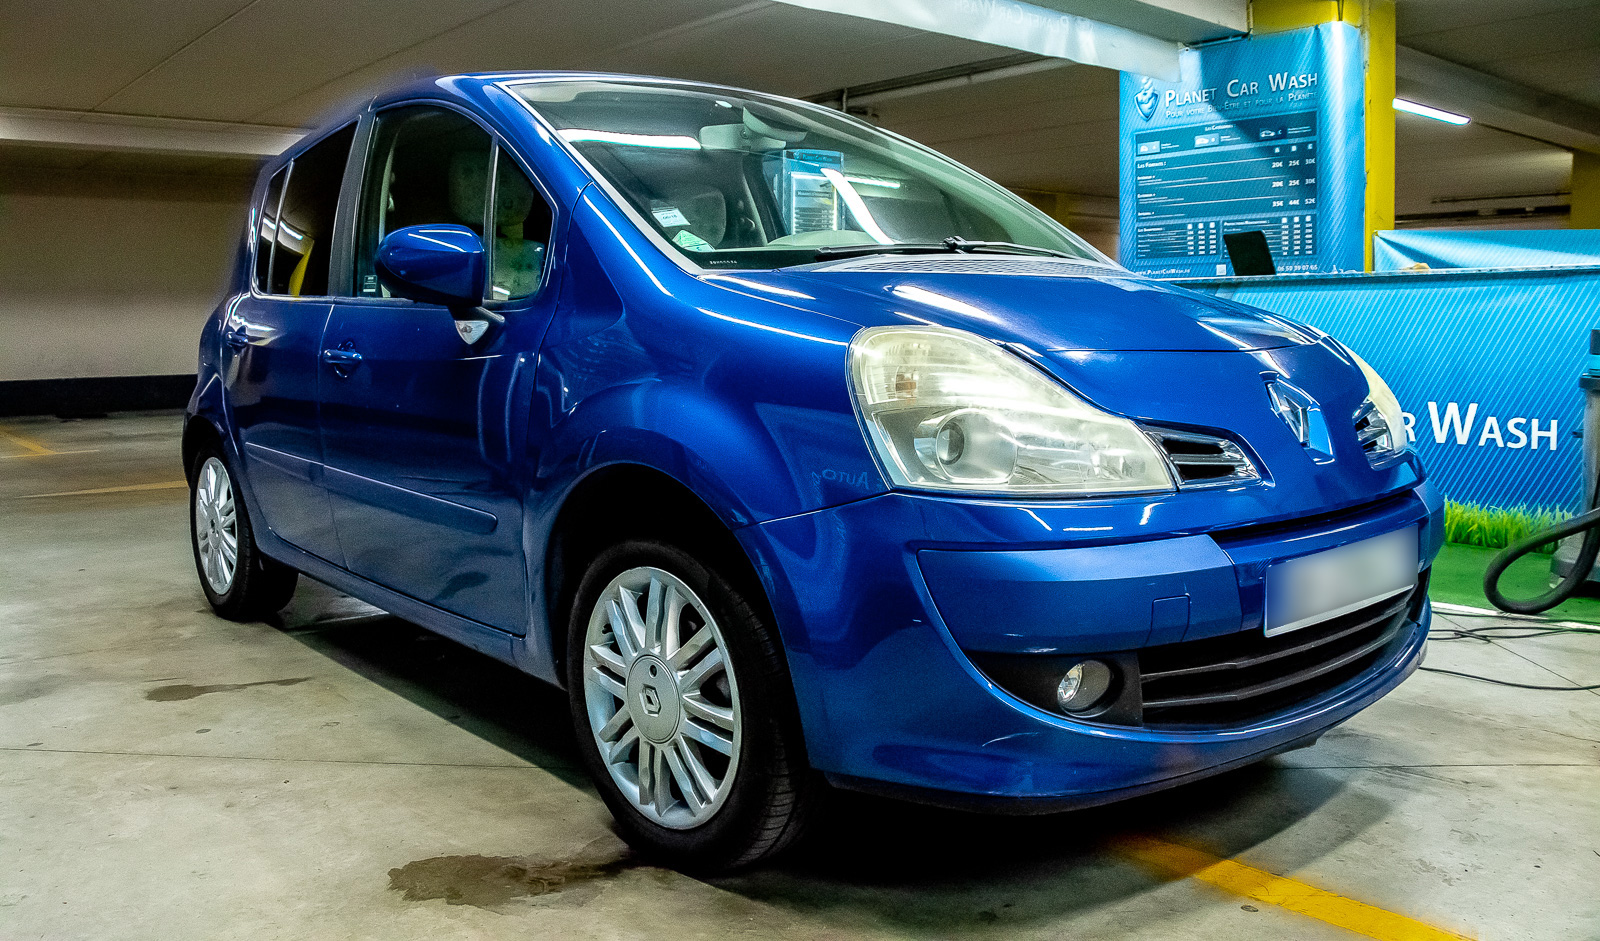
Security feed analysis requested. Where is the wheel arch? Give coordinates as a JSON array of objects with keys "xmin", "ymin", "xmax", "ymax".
[
  {"xmin": 181, "ymin": 413, "xmax": 226, "ymax": 483},
  {"xmin": 542, "ymin": 462, "xmax": 776, "ymax": 683}
]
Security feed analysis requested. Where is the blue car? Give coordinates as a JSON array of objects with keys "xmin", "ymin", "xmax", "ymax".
[{"xmin": 185, "ymin": 72, "xmax": 1439, "ymax": 872}]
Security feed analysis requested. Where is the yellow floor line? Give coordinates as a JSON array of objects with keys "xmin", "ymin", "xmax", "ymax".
[
  {"xmin": 0, "ymin": 426, "xmax": 59, "ymax": 456},
  {"xmin": 0, "ymin": 449, "xmax": 99, "ymax": 460},
  {"xmin": 1116, "ymin": 835, "xmax": 1474, "ymax": 941},
  {"xmin": 19, "ymin": 480, "xmax": 188, "ymax": 498}
]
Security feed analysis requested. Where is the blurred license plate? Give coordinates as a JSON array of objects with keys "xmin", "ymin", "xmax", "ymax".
[{"xmin": 1264, "ymin": 526, "xmax": 1418, "ymax": 637}]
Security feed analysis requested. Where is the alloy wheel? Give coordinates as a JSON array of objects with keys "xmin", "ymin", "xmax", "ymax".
[
  {"xmin": 194, "ymin": 457, "xmax": 239, "ymax": 594},
  {"xmin": 582, "ymin": 566, "xmax": 742, "ymax": 829}
]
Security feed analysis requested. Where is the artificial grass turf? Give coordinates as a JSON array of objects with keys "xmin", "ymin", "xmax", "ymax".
[{"xmin": 1428, "ymin": 542, "xmax": 1600, "ymax": 627}]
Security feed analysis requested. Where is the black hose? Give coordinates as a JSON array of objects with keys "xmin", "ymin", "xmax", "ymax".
[{"xmin": 1484, "ymin": 474, "xmax": 1600, "ymax": 614}]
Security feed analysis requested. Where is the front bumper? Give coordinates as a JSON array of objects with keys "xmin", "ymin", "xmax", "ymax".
[{"xmin": 738, "ymin": 482, "xmax": 1443, "ymax": 806}]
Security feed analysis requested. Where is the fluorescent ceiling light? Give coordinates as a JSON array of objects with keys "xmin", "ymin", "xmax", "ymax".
[
  {"xmin": 559, "ymin": 129, "xmax": 701, "ymax": 150},
  {"xmin": 844, "ymin": 175, "xmax": 902, "ymax": 189},
  {"xmin": 1393, "ymin": 98, "xmax": 1470, "ymax": 125}
]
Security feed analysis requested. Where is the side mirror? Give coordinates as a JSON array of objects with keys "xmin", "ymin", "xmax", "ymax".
[{"xmin": 375, "ymin": 224, "xmax": 486, "ymax": 307}]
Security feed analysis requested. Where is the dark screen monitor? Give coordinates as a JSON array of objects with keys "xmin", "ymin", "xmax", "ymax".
[{"xmin": 1224, "ymin": 230, "xmax": 1276, "ymax": 277}]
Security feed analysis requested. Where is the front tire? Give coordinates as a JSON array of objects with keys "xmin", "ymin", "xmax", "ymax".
[
  {"xmin": 189, "ymin": 445, "xmax": 297, "ymax": 621},
  {"xmin": 566, "ymin": 540, "xmax": 818, "ymax": 873}
]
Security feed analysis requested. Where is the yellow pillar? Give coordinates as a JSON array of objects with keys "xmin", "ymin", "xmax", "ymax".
[
  {"xmin": 1362, "ymin": 2, "xmax": 1396, "ymax": 270},
  {"xmin": 1251, "ymin": 1, "xmax": 1396, "ymax": 270},
  {"xmin": 1013, "ymin": 189, "xmax": 1076, "ymax": 228},
  {"xmin": 1574, "ymin": 151, "xmax": 1600, "ymax": 229},
  {"xmin": 1250, "ymin": 1, "xmax": 1355, "ymax": 34}
]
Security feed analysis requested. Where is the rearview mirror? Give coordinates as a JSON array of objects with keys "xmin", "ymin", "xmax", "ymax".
[{"xmin": 375, "ymin": 224, "xmax": 486, "ymax": 307}]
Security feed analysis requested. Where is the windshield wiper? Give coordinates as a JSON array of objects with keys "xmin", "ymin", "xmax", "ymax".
[
  {"xmin": 812, "ymin": 236, "xmax": 1079, "ymax": 262},
  {"xmin": 811, "ymin": 242, "xmax": 953, "ymax": 260}
]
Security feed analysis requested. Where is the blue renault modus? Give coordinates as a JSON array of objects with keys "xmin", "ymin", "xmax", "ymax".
[{"xmin": 185, "ymin": 72, "xmax": 1440, "ymax": 872}]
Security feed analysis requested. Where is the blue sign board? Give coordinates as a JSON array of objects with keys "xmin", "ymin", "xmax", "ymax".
[
  {"xmin": 1184, "ymin": 267, "xmax": 1598, "ymax": 513},
  {"xmin": 1120, "ymin": 23, "xmax": 1366, "ymax": 278}
]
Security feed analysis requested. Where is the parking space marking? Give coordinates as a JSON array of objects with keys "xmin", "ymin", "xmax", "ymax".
[
  {"xmin": 0, "ymin": 449, "xmax": 100, "ymax": 460},
  {"xmin": 0, "ymin": 426, "xmax": 59, "ymax": 457},
  {"xmin": 1116, "ymin": 835, "xmax": 1473, "ymax": 941},
  {"xmin": 19, "ymin": 480, "xmax": 188, "ymax": 498}
]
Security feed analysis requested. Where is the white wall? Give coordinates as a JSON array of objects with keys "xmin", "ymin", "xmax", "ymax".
[
  {"xmin": 0, "ymin": 167, "xmax": 1125, "ymax": 386},
  {"xmin": 0, "ymin": 167, "xmax": 252, "ymax": 381}
]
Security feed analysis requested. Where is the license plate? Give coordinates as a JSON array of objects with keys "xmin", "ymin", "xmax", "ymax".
[{"xmin": 1264, "ymin": 526, "xmax": 1418, "ymax": 637}]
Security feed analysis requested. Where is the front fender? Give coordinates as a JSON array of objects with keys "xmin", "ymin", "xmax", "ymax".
[
  {"xmin": 535, "ymin": 379, "xmax": 878, "ymax": 528},
  {"xmin": 535, "ymin": 189, "xmax": 888, "ymax": 526}
]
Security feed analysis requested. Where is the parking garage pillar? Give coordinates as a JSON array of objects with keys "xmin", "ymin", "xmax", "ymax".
[
  {"xmin": 1251, "ymin": 0, "xmax": 1396, "ymax": 270},
  {"xmin": 1574, "ymin": 151, "xmax": 1600, "ymax": 230}
]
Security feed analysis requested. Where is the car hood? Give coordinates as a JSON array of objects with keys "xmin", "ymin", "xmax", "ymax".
[{"xmin": 706, "ymin": 256, "xmax": 1315, "ymax": 352}]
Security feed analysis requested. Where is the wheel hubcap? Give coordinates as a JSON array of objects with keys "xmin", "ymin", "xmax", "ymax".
[
  {"xmin": 583, "ymin": 566, "xmax": 741, "ymax": 829},
  {"xmin": 194, "ymin": 457, "xmax": 238, "ymax": 594}
]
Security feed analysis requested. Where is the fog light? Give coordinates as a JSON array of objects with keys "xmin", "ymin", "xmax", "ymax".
[{"xmin": 1056, "ymin": 660, "xmax": 1113, "ymax": 713}]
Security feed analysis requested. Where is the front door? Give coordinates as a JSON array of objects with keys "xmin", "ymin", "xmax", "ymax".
[
  {"xmin": 222, "ymin": 124, "xmax": 355, "ymax": 564},
  {"xmin": 319, "ymin": 106, "xmax": 559, "ymax": 632}
]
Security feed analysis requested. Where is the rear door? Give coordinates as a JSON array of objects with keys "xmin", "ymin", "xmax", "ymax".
[
  {"xmin": 318, "ymin": 105, "xmax": 560, "ymax": 632},
  {"xmin": 221, "ymin": 124, "xmax": 356, "ymax": 564}
]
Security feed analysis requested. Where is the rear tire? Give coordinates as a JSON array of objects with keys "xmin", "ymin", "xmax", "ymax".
[
  {"xmin": 565, "ymin": 539, "xmax": 819, "ymax": 873},
  {"xmin": 189, "ymin": 444, "xmax": 297, "ymax": 621}
]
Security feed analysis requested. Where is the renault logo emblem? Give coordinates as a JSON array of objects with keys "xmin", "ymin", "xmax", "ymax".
[
  {"xmin": 640, "ymin": 686, "xmax": 662, "ymax": 716},
  {"xmin": 1264, "ymin": 375, "xmax": 1334, "ymax": 461},
  {"xmin": 1267, "ymin": 378, "xmax": 1313, "ymax": 445}
]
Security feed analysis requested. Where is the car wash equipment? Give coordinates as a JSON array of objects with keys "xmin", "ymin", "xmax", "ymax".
[{"xmin": 1484, "ymin": 329, "xmax": 1600, "ymax": 614}]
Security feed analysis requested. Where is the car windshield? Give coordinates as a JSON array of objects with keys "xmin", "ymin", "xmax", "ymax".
[{"xmin": 510, "ymin": 79, "xmax": 1106, "ymax": 270}]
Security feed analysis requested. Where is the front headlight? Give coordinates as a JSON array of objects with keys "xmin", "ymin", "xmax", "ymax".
[
  {"xmin": 1347, "ymin": 348, "xmax": 1408, "ymax": 455},
  {"xmin": 849, "ymin": 326, "xmax": 1173, "ymax": 495}
]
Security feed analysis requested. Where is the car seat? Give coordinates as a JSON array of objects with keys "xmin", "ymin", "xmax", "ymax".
[{"xmin": 449, "ymin": 151, "xmax": 545, "ymax": 298}]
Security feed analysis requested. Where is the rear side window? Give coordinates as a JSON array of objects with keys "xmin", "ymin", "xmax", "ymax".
[
  {"xmin": 253, "ymin": 169, "xmax": 286, "ymax": 292},
  {"xmin": 263, "ymin": 123, "xmax": 356, "ymax": 297},
  {"xmin": 354, "ymin": 106, "xmax": 552, "ymax": 301}
]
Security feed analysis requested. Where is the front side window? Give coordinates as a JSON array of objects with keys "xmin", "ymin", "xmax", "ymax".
[
  {"xmin": 511, "ymin": 79, "xmax": 1103, "ymax": 270},
  {"xmin": 265, "ymin": 124, "xmax": 355, "ymax": 296},
  {"xmin": 355, "ymin": 107, "xmax": 552, "ymax": 301}
]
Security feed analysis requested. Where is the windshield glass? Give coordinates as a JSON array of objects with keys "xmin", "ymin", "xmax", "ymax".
[{"xmin": 510, "ymin": 79, "xmax": 1106, "ymax": 270}]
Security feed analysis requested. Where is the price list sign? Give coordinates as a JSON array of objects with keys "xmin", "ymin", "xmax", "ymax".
[
  {"xmin": 1134, "ymin": 111, "xmax": 1319, "ymax": 261},
  {"xmin": 1118, "ymin": 23, "xmax": 1365, "ymax": 278}
]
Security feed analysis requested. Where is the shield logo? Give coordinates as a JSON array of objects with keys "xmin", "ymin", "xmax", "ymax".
[{"xmin": 1134, "ymin": 78, "xmax": 1159, "ymax": 122}]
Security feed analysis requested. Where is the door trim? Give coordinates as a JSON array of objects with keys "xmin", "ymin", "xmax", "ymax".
[{"xmin": 323, "ymin": 465, "xmax": 498, "ymax": 534}]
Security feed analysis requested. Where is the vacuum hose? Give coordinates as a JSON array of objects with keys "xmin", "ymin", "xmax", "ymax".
[{"xmin": 1484, "ymin": 475, "xmax": 1600, "ymax": 614}]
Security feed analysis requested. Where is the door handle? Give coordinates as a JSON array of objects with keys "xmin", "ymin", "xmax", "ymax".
[
  {"xmin": 321, "ymin": 344, "xmax": 363, "ymax": 378},
  {"xmin": 224, "ymin": 329, "xmax": 252, "ymax": 349}
]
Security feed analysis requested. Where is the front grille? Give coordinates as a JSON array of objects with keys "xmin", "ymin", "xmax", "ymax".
[
  {"xmin": 1146, "ymin": 427, "xmax": 1259, "ymax": 487},
  {"xmin": 966, "ymin": 576, "xmax": 1425, "ymax": 731},
  {"xmin": 1138, "ymin": 579, "xmax": 1423, "ymax": 729}
]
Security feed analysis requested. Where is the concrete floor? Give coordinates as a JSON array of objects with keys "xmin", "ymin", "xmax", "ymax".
[{"xmin": 2, "ymin": 411, "xmax": 1596, "ymax": 941}]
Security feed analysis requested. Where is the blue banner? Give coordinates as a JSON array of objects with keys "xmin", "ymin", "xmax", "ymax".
[
  {"xmin": 1374, "ymin": 229, "xmax": 1600, "ymax": 271},
  {"xmin": 1183, "ymin": 268, "xmax": 1597, "ymax": 512},
  {"xmin": 1120, "ymin": 23, "xmax": 1365, "ymax": 278}
]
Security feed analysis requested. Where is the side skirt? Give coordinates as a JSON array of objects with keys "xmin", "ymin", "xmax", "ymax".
[{"xmin": 253, "ymin": 526, "xmax": 558, "ymax": 683}]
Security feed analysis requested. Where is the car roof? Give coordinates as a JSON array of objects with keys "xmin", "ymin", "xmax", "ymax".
[{"xmin": 267, "ymin": 70, "xmax": 774, "ymax": 173}]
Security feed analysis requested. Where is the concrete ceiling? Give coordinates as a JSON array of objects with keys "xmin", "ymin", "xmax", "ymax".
[
  {"xmin": 0, "ymin": 0, "xmax": 1594, "ymax": 227},
  {"xmin": 1396, "ymin": 0, "xmax": 1600, "ymax": 110}
]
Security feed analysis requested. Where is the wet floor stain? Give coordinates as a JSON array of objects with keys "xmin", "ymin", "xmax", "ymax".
[
  {"xmin": 0, "ymin": 674, "xmax": 67, "ymax": 707},
  {"xmin": 388, "ymin": 846, "xmax": 634, "ymax": 910},
  {"xmin": 144, "ymin": 677, "xmax": 311, "ymax": 701}
]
